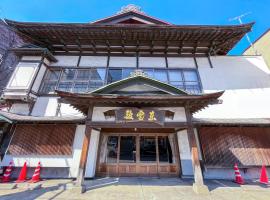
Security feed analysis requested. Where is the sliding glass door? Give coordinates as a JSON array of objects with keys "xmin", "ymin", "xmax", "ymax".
[{"xmin": 97, "ymin": 133, "xmax": 179, "ymax": 177}]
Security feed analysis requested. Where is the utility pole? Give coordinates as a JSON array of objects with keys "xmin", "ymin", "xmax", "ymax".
[{"xmin": 229, "ymin": 12, "xmax": 258, "ymax": 55}]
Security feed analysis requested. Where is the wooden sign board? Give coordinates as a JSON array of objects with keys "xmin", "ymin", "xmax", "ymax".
[{"xmin": 115, "ymin": 108, "xmax": 165, "ymax": 124}]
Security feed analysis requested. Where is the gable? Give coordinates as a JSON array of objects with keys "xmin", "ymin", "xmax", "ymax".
[
  {"xmin": 92, "ymin": 5, "xmax": 171, "ymax": 25},
  {"xmin": 91, "ymin": 75, "xmax": 188, "ymax": 95}
]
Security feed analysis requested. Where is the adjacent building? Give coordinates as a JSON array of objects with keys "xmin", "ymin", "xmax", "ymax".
[
  {"xmin": 1, "ymin": 5, "xmax": 270, "ymax": 192},
  {"xmin": 243, "ymin": 28, "xmax": 270, "ymax": 68}
]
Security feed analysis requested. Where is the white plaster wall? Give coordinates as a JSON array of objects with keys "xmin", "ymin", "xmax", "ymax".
[
  {"xmin": 159, "ymin": 107, "xmax": 186, "ymax": 122},
  {"xmin": 198, "ymin": 56, "xmax": 270, "ymax": 90},
  {"xmin": 58, "ymin": 103, "xmax": 83, "ymax": 117},
  {"xmin": 109, "ymin": 56, "xmax": 136, "ymax": 68},
  {"xmin": 1, "ymin": 125, "xmax": 85, "ymax": 178},
  {"xmin": 31, "ymin": 97, "xmax": 58, "ymax": 116},
  {"xmin": 31, "ymin": 64, "xmax": 46, "ymax": 93},
  {"xmin": 85, "ymin": 129, "xmax": 100, "ymax": 178},
  {"xmin": 167, "ymin": 57, "xmax": 196, "ymax": 68},
  {"xmin": 50, "ymin": 56, "xmax": 79, "ymax": 66},
  {"xmin": 195, "ymin": 56, "xmax": 270, "ymax": 119},
  {"xmin": 10, "ymin": 103, "xmax": 29, "ymax": 115},
  {"xmin": 79, "ymin": 56, "xmax": 107, "ymax": 67},
  {"xmin": 139, "ymin": 57, "xmax": 166, "ymax": 68},
  {"xmin": 21, "ymin": 56, "xmax": 42, "ymax": 61},
  {"xmin": 69, "ymin": 125, "xmax": 85, "ymax": 177},
  {"xmin": 195, "ymin": 88, "xmax": 270, "ymax": 119},
  {"xmin": 1, "ymin": 155, "xmax": 73, "ymax": 168},
  {"xmin": 204, "ymin": 167, "xmax": 270, "ymax": 180},
  {"xmin": 7, "ymin": 62, "xmax": 39, "ymax": 89},
  {"xmin": 177, "ymin": 129, "xmax": 193, "ymax": 176}
]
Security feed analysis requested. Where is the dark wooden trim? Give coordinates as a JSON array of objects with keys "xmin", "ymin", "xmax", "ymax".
[
  {"xmin": 77, "ymin": 55, "xmax": 81, "ymax": 67},
  {"xmin": 86, "ymin": 121, "xmax": 187, "ymax": 128},
  {"xmin": 207, "ymin": 55, "xmax": 213, "ymax": 68},
  {"xmin": 193, "ymin": 57, "xmax": 198, "ymax": 69}
]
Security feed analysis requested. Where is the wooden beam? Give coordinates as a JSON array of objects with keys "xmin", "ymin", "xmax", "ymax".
[
  {"xmin": 76, "ymin": 105, "xmax": 93, "ymax": 187},
  {"xmin": 185, "ymin": 106, "xmax": 209, "ymax": 193}
]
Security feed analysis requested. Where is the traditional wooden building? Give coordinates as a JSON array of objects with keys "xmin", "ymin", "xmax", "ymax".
[{"xmin": 1, "ymin": 4, "xmax": 270, "ymax": 193}]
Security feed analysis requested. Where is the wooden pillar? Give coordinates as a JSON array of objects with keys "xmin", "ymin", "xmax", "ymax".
[
  {"xmin": 76, "ymin": 105, "xmax": 93, "ymax": 187},
  {"xmin": 185, "ymin": 106, "xmax": 209, "ymax": 194}
]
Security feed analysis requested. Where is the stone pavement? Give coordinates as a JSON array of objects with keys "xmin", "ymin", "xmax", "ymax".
[{"xmin": 0, "ymin": 178, "xmax": 270, "ymax": 200}]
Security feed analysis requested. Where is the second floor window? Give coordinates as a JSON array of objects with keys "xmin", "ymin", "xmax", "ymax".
[
  {"xmin": 40, "ymin": 68, "xmax": 106, "ymax": 94},
  {"xmin": 40, "ymin": 67, "xmax": 201, "ymax": 94}
]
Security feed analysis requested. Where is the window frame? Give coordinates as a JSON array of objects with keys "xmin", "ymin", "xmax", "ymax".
[{"xmin": 39, "ymin": 66, "xmax": 106, "ymax": 95}]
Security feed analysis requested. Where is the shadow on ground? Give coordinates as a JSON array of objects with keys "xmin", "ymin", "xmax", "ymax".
[
  {"xmin": 0, "ymin": 180, "xmax": 73, "ymax": 200},
  {"xmin": 85, "ymin": 177, "xmax": 270, "ymax": 192}
]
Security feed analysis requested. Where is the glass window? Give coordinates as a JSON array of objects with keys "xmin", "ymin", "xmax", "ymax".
[
  {"xmin": 106, "ymin": 136, "xmax": 119, "ymax": 163},
  {"xmin": 90, "ymin": 68, "xmax": 106, "ymax": 81},
  {"xmin": 40, "ymin": 70, "xmax": 61, "ymax": 94},
  {"xmin": 168, "ymin": 70, "xmax": 183, "ymax": 82},
  {"xmin": 153, "ymin": 69, "xmax": 167, "ymax": 82},
  {"xmin": 58, "ymin": 82, "xmax": 73, "ymax": 92},
  {"xmin": 143, "ymin": 69, "xmax": 154, "ymax": 78},
  {"xmin": 119, "ymin": 136, "xmax": 136, "ymax": 163},
  {"xmin": 41, "ymin": 82, "xmax": 58, "ymax": 94},
  {"xmin": 168, "ymin": 70, "xmax": 184, "ymax": 89},
  {"xmin": 183, "ymin": 70, "xmax": 198, "ymax": 82},
  {"xmin": 73, "ymin": 82, "xmax": 88, "ymax": 93},
  {"xmin": 77, "ymin": 69, "xmax": 90, "ymax": 80},
  {"xmin": 45, "ymin": 70, "xmax": 61, "ymax": 81},
  {"xmin": 158, "ymin": 136, "xmax": 173, "ymax": 163},
  {"xmin": 107, "ymin": 69, "xmax": 122, "ymax": 83},
  {"xmin": 122, "ymin": 69, "xmax": 134, "ymax": 79},
  {"xmin": 61, "ymin": 69, "xmax": 76, "ymax": 81},
  {"xmin": 140, "ymin": 136, "xmax": 156, "ymax": 162}
]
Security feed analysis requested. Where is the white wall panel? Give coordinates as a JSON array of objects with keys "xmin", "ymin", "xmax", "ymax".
[
  {"xmin": 139, "ymin": 57, "xmax": 166, "ymax": 68},
  {"xmin": 31, "ymin": 97, "xmax": 58, "ymax": 116},
  {"xmin": 50, "ymin": 56, "xmax": 79, "ymax": 66},
  {"xmin": 199, "ymin": 56, "xmax": 270, "ymax": 90},
  {"xmin": 79, "ymin": 56, "xmax": 107, "ymax": 67},
  {"xmin": 21, "ymin": 56, "xmax": 42, "ymax": 61},
  {"xmin": 58, "ymin": 103, "xmax": 83, "ymax": 117},
  {"xmin": 7, "ymin": 62, "xmax": 39, "ymax": 89},
  {"xmin": 69, "ymin": 125, "xmax": 85, "ymax": 177},
  {"xmin": 31, "ymin": 64, "xmax": 46, "ymax": 93},
  {"xmin": 195, "ymin": 56, "xmax": 270, "ymax": 119},
  {"xmin": 167, "ymin": 57, "xmax": 196, "ymax": 68},
  {"xmin": 85, "ymin": 129, "xmax": 100, "ymax": 178},
  {"xmin": 109, "ymin": 56, "xmax": 136, "ymax": 68},
  {"xmin": 177, "ymin": 129, "xmax": 193, "ymax": 176},
  {"xmin": 10, "ymin": 104, "xmax": 29, "ymax": 115}
]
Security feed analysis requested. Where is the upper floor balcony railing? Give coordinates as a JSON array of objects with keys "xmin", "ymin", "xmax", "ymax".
[{"xmin": 39, "ymin": 67, "xmax": 202, "ymax": 95}]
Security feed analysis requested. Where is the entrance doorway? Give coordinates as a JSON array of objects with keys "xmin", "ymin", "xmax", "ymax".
[{"xmin": 96, "ymin": 130, "xmax": 180, "ymax": 177}]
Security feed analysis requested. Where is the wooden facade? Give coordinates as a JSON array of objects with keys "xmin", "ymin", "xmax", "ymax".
[
  {"xmin": 8, "ymin": 124, "xmax": 76, "ymax": 155},
  {"xmin": 199, "ymin": 127, "xmax": 270, "ymax": 167}
]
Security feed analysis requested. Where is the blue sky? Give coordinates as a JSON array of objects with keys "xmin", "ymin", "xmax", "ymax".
[{"xmin": 0, "ymin": 0, "xmax": 269, "ymax": 54}]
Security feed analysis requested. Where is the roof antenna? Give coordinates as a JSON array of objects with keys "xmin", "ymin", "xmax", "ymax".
[{"xmin": 229, "ymin": 12, "xmax": 258, "ymax": 55}]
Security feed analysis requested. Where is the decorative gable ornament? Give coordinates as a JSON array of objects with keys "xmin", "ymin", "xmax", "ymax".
[
  {"xmin": 118, "ymin": 4, "xmax": 144, "ymax": 14},
  {"xmin": 130, "ymin": 69, "xmax": 148, "ymax": 77}
]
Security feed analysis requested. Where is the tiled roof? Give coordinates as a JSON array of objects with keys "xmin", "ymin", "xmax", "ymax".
[
  {"xmin": 193, "ymin": 118, "xmax": 270, "ymax": 126},
  {"xmin": 0, "ymin": 110, "xmax": 85, "ymax": 124}
]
